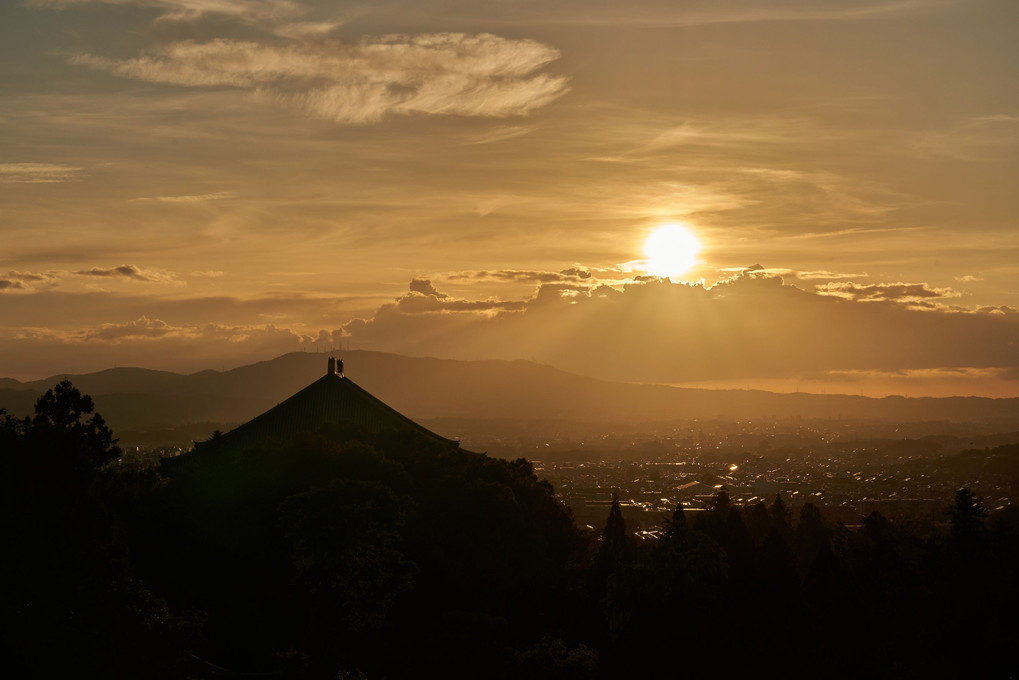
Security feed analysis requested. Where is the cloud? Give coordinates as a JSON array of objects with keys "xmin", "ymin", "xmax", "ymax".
[
  {"xmin": 1, "ymin": 317, "xmax": 340, "ymax": 378},
  {"xmin": 409, "ymin": 278, "xmax": 448, "ymax": 298},
  {"xmin": 73, "ymin": 33, "xmax": 569, "ymax": 124},
  {"xmin": 827, "ymin": 366, "xmax": 1010, "ymax": 381},
  {"xmin": 74, "ymin": 264, "xmax": 180, "ymax": 284},
  {"xmin": 722, "ymin": 267, "xmax": 870, "ymax": 281},
  {"xmin": 78, "ymin": 315, "xmax": 320, "ymax": 343},
  {"xmin": 815, "ymin": 281, "xmax": 961, "ymax": 304},
  {"xmin": 273, "ymin": 21, "xmax": 345, "ymax": 40},
  {"xmin": 337, "ymin": 273, "xmax": 1019, "ymax": 384},
  {"xmin": 0, "ymin": 270, "xmax": 62, "ymax": 292},
  {"xmin": 3, "ymin": 273, "xmax": 1015, "ymax": 388},
  {"xmin": 447, "ymin": 268, "xmax": 595, "ymax": 284},
  {"xmin": 532, "ymin": 0, "xmax": 941, "ymax": 26},
  {"xmin": 794, "ymin": 270, "xmax": 869, "ymax": 281},
  {"xmin": 0, "ymin": 289, "xmax": 381, "ymax": 335},
  {"xmin": 391, "ymin": 291, "xmax": 525, "ymax": 314},
  {"xmin": 75, "ymin": 264, "xmax": 153, "ymax": 280},
  {"xmin": 31, "ymin": 0, "xmax": 303, "ymax": 24},
  {"xmin": 131, "ymin": 191, "xmax": 234, "ymax": 202},
  {"xmin": 83, "ymin": 315, "xmax": 176, "ymax": 340},
  {"xmin": 0, "ymin": 163, "xmax": 84, "ymax": 184},
  {"xmin": 463, "ymin": 125, "xmax": 538, "ymax": 145},
  {"xmin": 37, "ymin": 0, "xmax": 937, "ymax": 28},
  {"xmin": 976, "ymin": 305, "xmax": 1017, "ymax": 315}
]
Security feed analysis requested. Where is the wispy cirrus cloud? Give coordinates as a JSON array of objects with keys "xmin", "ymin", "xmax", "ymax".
[
  {"xmin": 30, "ymin": 0, "xmax": 303, "ymax": 24},
  {"xmin": 73, "ymin": 33, "xmax": 569, "ymax": 124},
  {"xmin": 131, "ymin": 191, "xmax": 234, "ymax": 202},
  {"xmin": 0, "ymin": 163, "xmax": 84, "ymax": 184},
  {"xmin": 522, "ymin": 0, "xmax": 944, "ymax": 26}
]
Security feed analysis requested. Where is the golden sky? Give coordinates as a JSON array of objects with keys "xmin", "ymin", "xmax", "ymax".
[{"xmin": 2, "ymin": 0, "xmax": 1017, "ymax": 397}]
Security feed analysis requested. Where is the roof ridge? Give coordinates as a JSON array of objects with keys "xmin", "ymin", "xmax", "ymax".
[{"xmin": 199, "ymin": 361, "xmax": 457, "ymax": 450}]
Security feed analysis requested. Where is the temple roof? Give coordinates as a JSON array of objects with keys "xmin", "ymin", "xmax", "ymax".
[{"xmin": 203, "ymin": 362, "xmax": 458, "ymax": 450}]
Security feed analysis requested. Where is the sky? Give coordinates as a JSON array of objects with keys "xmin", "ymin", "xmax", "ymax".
[{"xmin": 1, "ymin": 0, "xmax": 1017, "ymax": 397}]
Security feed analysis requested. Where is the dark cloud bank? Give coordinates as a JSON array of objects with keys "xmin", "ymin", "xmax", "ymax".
[{"xmin": 343, "ymin": 272, "xmax": 1019, "ymax": 385}]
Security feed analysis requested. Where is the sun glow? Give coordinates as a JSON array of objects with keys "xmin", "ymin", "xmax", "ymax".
[{"xmin": 643, "ymin": 223, "xmax": 701, "ymax": 278}]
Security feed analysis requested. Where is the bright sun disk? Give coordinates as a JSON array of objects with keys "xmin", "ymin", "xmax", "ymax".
[{"xmin": 644, "ymin": 223, "xmax": 701, "ymax": 278}]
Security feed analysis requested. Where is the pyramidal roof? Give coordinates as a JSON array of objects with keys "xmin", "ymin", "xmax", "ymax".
[{"xmin": 205, "ymin": 357, "xmax": 458, "ymax": 450}]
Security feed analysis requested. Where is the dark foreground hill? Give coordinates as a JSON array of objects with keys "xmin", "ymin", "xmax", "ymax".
[
  {"xmin": 1, "ymin": 379, "xmax": 595, "ymax": 678},
  {"xmin": 3, "ymin": 350, "xmax": 1019, "ymax": 445},
  {"xmin": 5, "ymin": 379, "xmax": 1018, "ymax": 679}
]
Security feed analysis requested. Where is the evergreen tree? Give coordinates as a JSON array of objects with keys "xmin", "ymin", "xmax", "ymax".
[
  {"xmin": 794, "ymin": 502, "xmax": 830, "ymax": 576},
  {"xmin": 597, "ymin": 493, "xmax": 632, "ymax": 569},
  {"xmin": 768, "ymin": 492, "xmax": 792, "ymax": 538},
  {"xmin": 746, "ymin": 500, "xmax": 772, "ymax": 544},
  {"xmin": 1, "ymin": 381, "xmax": 189, "ymax": 678},
  {"xmin": 661, "ymin": 501, "xmax": 687, "ymax": 545},
  {"xmin": 948, "ymin": 488, "xmax": 987, "ymax": 539},
  {"xmin": 21, "ymin": 379, "xmax": 121, "ymax": 478}
]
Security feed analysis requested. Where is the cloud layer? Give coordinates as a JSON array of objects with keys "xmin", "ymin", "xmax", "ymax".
[
  {"xmin": 2, "ymin": 272, "xmax": 1016, "ymax": 395},
  {"xmin": 339, "ymin": 273, "xmax": 1019, "ymax": 385}
]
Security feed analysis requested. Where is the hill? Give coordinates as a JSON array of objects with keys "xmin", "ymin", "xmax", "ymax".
[{"xmin": 2, "ymin": 350, "xmax": 1019, "ymax": 446}]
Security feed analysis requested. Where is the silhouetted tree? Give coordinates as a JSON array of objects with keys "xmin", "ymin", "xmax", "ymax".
[
  {"xmin": 696, "ymin": 490, "xmax": 755, "ymax": 588},
  {"xmin": 0, "ymin": 381, "xmax": 189, "ymax": 678},
  {"xmin": 768, "ymin": 492, "xmax": 792, "ymax": 538},
  {"xmin": 597, "ymin": 493, "xmax": 632, "ymax": 570},
  {"xmin": 794, "ymin": 502, "xmax": 830, "ymax": 576},
  {"xmin": 947, "ymin": 487, "xmax": 987, "ymax": 540},
  {"xmin": 801, "ymin": 539, "xmax": 865, "ymax": 676},
  {"xmin": 746, "ymin": 500, "xmax": 772, "ymax": 544},
  {"xmin": 661, "ymin": 501, "xmax": 688, "ymax": 545},
  {"xmin": 29, "ymin": 378, "xmax": 120, "ymax": 468}
]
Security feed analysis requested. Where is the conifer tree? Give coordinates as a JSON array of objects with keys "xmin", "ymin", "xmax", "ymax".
[
  {"xmin": 948, "ymin": 488, "xmax": 987, "ymax": 539},
  {"xmin": 597, "ymin": 493, "xmax": 632, "ymax": 569},
  {"xmin": 769, "ymin": 492, "xmax": 792, "ymax": 537}
]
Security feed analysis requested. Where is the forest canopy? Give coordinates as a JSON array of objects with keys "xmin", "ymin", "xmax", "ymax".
[{"xmin": 1, "ymin": 381, "xmax": 1017, "ymax": 678}]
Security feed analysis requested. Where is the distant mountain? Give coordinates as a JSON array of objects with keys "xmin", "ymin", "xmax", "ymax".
[{"xmin": 2, "ymin": 350, "xmax": 1019, "ymax": 445}]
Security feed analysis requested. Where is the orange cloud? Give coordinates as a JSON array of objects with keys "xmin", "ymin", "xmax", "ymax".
[{"xmin": 74, "ymin": 33, "xmax": 569, "ymax": 124}]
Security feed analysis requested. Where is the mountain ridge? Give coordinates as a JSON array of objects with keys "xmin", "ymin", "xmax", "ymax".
[{"xmin": 2, "ymin": 351, "xmax": 1018, "ymax": 446}]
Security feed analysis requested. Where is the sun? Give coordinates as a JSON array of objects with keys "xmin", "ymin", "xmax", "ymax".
[{"xmin": 643, "ymin": 222, "xmax": 701, "ymax": 278}]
